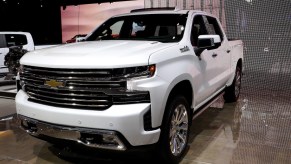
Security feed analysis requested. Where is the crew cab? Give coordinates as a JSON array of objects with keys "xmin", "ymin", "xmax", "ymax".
[{"xmin": 16, "ymin": 8, "xmax": 243, "ymax": 163}]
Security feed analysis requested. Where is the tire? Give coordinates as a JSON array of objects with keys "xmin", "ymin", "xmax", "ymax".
[
  {"xmin": 224, "ymin": 66, "xmax": 242, "ymax": 102},
  {"xmin": 158, "ymin": 95, "xmax": 191, "ymax": 163}
]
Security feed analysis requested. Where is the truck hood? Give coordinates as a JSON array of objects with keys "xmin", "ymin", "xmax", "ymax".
[{"xmin": 20, "ymin": 40, "xmax": 177, "ymax": 68}]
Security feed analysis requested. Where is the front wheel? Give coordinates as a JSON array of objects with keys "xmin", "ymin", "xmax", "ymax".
[
  {"xmin": 158, "ymin": 95, "xmax": 191, "ymax": 163},
  {"xmin": 224, "ymin": 66, "xmax": 242, "ymax": 102}
]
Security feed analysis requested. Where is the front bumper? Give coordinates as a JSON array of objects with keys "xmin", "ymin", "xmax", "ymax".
[
  {"xmin": 19, "ymin": 115, "xmax": 128, "ymax": 151},
  {"xmin": 16, "ymin": 90, "xmax": 161, "ymax": 148}
]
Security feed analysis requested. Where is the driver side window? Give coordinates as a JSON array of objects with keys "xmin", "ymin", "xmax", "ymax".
[
  {"xmin": 99, "ymin": 20, "xmax": 124, "ymax": 40},
  {"xmin": 191, "ymin": 15, "xmax": 208, "ymax": 47}
]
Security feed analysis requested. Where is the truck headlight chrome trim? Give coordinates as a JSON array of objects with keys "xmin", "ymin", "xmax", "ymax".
[{"xmin": 118, "ymin": 64, "xmax": 156, "ymax": 79}]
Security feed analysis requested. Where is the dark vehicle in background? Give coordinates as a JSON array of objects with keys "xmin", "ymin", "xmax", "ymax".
[{"xmin": 65, "ymin": 34, "xmax": 87, "ymax": 43}]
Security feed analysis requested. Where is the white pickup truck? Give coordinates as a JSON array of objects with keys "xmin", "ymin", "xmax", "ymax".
[
  {"xmin": 16, "ymin": 8, "xmax": 243, "ymax": 163},
  {"xmin": 0, "ymin": 32, "xmax": 58, "ymax": 79},
  {"xmin": 0, "ymin": 32, "xmax": 34, "ymax": 78}
]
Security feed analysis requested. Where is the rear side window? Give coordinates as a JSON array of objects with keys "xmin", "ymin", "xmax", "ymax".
[
  {"xmin": 5, "ymin": 34, "xmax": 28, "ymax": 47},
  {"xmin": 205, "ymin": 16, "xmax": 224, "ymax": 41}
]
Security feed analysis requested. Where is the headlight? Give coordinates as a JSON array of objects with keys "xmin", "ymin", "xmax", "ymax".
[
  {"xmin": 115, "ymin": 65, "xmax": 156, "ymax": 79},
  {"xmin": 120, "ymin": 65, "xmax": 156, "ymax": 91}
]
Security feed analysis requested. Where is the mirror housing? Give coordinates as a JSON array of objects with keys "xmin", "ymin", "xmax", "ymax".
[{"xmin": 197, "ymin": 35, "xmax": 221, "ymax": 49}]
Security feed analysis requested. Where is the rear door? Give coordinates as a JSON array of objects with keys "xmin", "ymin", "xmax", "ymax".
[
  {"xmin": 203, "ymin": 16, "xmax": 231, "ymax": 92},
  {"xmin": 190, "ymin": 15, "xmax": 219, "ymax": 105}
]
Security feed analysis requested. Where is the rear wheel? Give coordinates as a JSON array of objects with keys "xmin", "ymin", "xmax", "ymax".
[
  {"xmin": 158, "ymin": 95, "xmax": 191, "ymax": 163},
  {"xmin": 224, "ymin": 66, "xmax": 242, "ymax": 102}
]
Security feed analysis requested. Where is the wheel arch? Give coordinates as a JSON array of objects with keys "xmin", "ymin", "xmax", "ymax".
[
  {"xmin": 166, "ymin": 80, "xmax": 193, "ymax": 109},
  {"xmin": 160, "ymin": 75, "xmax": 194, "ymax": 126}
]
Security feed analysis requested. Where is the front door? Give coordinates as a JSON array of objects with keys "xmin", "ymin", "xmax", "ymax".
[{"xmin": 190, "ymin": 15, "xmax": 220, "ymax": 105}]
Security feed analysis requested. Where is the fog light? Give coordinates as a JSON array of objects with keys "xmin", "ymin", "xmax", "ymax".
[
  {"xmin": 102, "ymin": 134, "xmax": 116, "ymax": 144},
  {"xmin": 102, "ymin": 133, "xmax": 125, "ymax": 150},
  {"xmin": 79, "ymin": 132, "xmax": 126, "ymax": 150}
]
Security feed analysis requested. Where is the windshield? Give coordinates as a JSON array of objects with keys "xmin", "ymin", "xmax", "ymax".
[{"xmin": 86, "ymin": 14, "xmax": 187, "ymax": 43}]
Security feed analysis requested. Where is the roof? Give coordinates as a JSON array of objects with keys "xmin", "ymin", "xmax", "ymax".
[
  {"xmin": 0, "ymin": 32, "xmax": 31, "ymax": 35},
  {"xmin": 114, "ymin": 8, "xmax": 208, "ymax": 17}
]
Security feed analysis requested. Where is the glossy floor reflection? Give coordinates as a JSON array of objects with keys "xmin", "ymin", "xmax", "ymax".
[{"xmin": 0, "ymin": 92, "xmax": 290, "ymax": 163}]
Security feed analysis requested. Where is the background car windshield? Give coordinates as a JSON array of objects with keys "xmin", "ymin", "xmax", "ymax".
[{"xmin": 86, "ymin": 14, "xmax": 187, "ymax": 43}]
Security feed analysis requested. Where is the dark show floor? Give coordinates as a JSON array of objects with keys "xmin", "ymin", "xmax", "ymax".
[{"xmin": 1, "ymin": 68, "xmax": 291, "ymax": 164}]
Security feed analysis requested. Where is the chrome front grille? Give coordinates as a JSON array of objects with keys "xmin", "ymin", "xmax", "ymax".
[{"xmin": 20, "ymin": 65, "xmax": 150, "ymax": 110}]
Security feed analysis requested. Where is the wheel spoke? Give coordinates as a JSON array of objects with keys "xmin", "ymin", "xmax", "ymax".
[
  {"xmin": 176, "ymin": 105, "xmax": 188, "ymax": 125},
  {"xmin": 173, "ymin": 136, "xmax": 178, "ymax": 154},
  {"xmin": 177, "ymin": 111, "xmax": 184, "ymax": 124},
  {"xmin": 237, "ymin": 73, "xmax": 241, "ymax": 80},
  {"xmin": 177, "ymin": 107, "xmax": 183, "ymax": 123},
  {"xmin": 171, "ymin": 118, "xmax": 175, "ymax": 126},
  {"xmin": 175, "ymin": 136, "xmax": 181, "ymax": 154},
  {"xmin": 177, "ymin": 133, "xmax": 186, "ymax": 145},
  {"xmin": 174, "ymin": 110, "xmax": 179, "ymax": 123},
  {"xmin": 177, "ymin": 123, "xmax": 188, "ymax": 131},
  {"xmin": 181, "ymin": 111, "xmax": 188, "ymax": 125},
  {"xmin": 170, "ymin": 133, "xmax": 175, "ymax": 149},
  {"xmin": 170, "ymin": 128, "xmax": 175, "ymax": 138},
  {"xmin": 234, "ymin": 70, "xmax": 241, "ymax": 97}
]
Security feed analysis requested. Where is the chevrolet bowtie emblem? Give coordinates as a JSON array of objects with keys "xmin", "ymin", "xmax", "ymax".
[{"xmin": 45, "ymin": 79, "xmax": 65, "ymax": 88}]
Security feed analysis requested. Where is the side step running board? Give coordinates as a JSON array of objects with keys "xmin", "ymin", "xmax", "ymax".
[{"xmin": 192, "ymin": 91, "xmax": 224, "ymax": 120}]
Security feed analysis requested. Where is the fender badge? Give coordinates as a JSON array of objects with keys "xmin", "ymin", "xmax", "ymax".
[
  {"xmin": 180, "ymin": 46, "xmax": 190, "ymax": 53},
  {"xmin": 45, "ymin": 79, "xmax": 65, "ymax": 88}
]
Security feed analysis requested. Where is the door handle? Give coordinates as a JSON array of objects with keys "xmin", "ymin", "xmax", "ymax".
[
  {"xmin": 227, "ymin": 50, "xmax": 231, "ymax": 53},
  {"xmin": 212, "ymin": 53, "xmax": 217, "ymax": 57}
]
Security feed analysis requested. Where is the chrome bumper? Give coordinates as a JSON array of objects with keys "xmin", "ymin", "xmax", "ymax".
[{"xmin": 18, "ymin": 115, "xmax": 126, "ymax": 151}]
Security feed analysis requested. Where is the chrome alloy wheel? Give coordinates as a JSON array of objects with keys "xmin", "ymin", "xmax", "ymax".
[
  {"xmin": 235, "ymin": 69, "xmax": 241, "ymax": 98},
  {"xmin": 169, "ymin": 104, "xmax": 189, "ymax": 156}
]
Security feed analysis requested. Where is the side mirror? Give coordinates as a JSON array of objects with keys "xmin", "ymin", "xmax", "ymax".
[{"xmin": 197, "ymin": 35, "xmax": 221, "ymax": 49}]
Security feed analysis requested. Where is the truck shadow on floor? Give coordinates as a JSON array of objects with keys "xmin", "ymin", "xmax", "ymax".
[{"xmin": 46, "ymin": 144, "xmax": 161, "ymax": 164}]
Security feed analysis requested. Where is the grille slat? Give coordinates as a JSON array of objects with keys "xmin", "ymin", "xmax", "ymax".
[
  {"xmin": 27, "ymin": 91, "xmax": 110, "ymax": 103},
  {"xmin": 29, "ymin": 97, "xmax": 109, "ymax": 108},
  {"xmin": 24, "ymin": 67, "xmax": 111, "ymax": 75},
  {"xmin": 22, "ymin": 72, "xmax": 111, "ymax": 81},
  {"xmin": 24, "ymin": 83, "xmax": 123, "ymax": 94},
  {"xmin": 21, "ymin": 77, "xmax": 44, "ymax": 83},
  {"xmin": 20, "ymin": 65, "xmax": 150, "ymax": 110},
  {"xmin": 66, "ymin": 81, "xmax": 125, "ymax": 88},
  {"xmin": 26, "ymin": 86, "xmax": 108, "ymax": 98}
]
